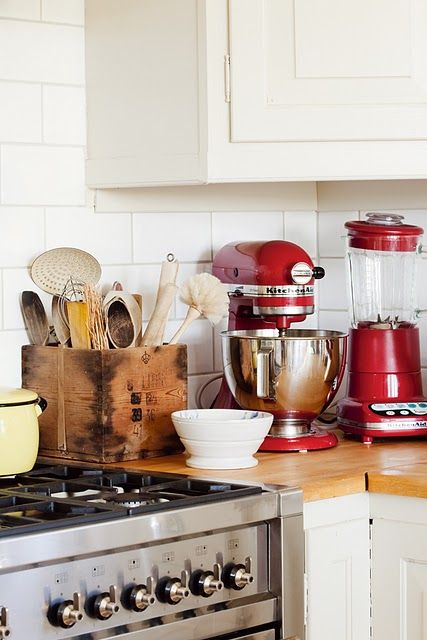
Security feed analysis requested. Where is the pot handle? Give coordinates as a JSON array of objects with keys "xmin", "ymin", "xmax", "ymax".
[
  {"xmin": 256, "ymin": 346, "xmax": 272, "ymax": 398},
  {"xmin": 35, "ymin": 396, "xmax": 47, "ymax": 417}
]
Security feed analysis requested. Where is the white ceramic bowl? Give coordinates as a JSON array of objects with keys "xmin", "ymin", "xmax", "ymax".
[{"xmin": 171, "ymin": 409, "xmax": 273, "ymax": 469}]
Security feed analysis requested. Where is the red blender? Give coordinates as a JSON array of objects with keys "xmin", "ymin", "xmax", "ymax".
[
  {"xmin": 212, "ymin": 240, "xmax": 347, "ymax": 451},
  {"xmin": 337, "ymin": 212, "xmax": 427, "ymax": 443}
]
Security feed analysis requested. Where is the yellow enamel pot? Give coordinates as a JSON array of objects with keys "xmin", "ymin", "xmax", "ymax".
[{"xmin": 0, "ymin": 387, "xmax": 47, "ymax": 475}]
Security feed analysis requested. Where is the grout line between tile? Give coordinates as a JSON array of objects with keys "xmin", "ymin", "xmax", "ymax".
[{"xmin": 40, "ymin": 84, "xmax": 44, "ymax": 142}]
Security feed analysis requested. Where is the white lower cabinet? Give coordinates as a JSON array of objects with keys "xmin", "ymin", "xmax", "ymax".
[
  {"xmin": 371, "ymin": 494, "xmax": 427, "ymax": 640},
  {"xmin": 304, "ymin": 494, "xmax": 371, "ymax": 640}
]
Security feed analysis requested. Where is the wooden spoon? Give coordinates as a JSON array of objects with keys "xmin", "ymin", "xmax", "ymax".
[
  {"xmin": 52, "ymin": 295, "xmax": 70, "ymax": 346},
  {"xmin": 104, "ymin": 292, "xmax": 142, "ymax": 348},
  {"xmin": 21, "ymin": 291, "xmax": 50, "ymax": 345}
]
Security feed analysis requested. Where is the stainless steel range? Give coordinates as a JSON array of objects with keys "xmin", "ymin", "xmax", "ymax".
[{"xmin": 0, "ymin": 464, "xmax": 303, "ymax": 640}]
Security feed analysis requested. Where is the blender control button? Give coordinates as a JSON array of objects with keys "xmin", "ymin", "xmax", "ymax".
[
  {"xmin": 386, "ymin": 411, "xmax": 395, "ymax": 416},
  {"xmin": 408, "ymin": 403, "xmax": 417, "ymax": 408},
  {"xmin": 419, "ymin": 403, "xmax": 427, "ymax": 408},
  {"xmin": 400, "ymin": 410, "xmax": 410, "ymax": 415}
]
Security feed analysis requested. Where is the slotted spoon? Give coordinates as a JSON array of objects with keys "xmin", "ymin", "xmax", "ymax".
[{"xmin": 30, "ymin": 247, "xmax": 101, "ymax": 296}]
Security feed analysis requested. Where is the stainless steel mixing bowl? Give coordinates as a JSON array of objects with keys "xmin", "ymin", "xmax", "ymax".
[{"xmin": 221, "ymin": 329, "xmax": 347, "ymax": 436}]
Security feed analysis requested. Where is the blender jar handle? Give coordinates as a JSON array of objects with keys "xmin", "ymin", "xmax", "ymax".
[{"xmin": 256, "ymin": 346, "xmax": 272, "ymax": 398}]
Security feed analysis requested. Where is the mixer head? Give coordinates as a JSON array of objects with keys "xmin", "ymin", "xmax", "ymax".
[{"xmin": 212, "ymin": 240, "xmax": 325, "ymax": 331}]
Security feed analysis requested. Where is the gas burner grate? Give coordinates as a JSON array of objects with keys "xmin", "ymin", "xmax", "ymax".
[
  {"xmin": 0, "ymin": 464, "xmax": 262, "ymax": 531},
  {"xmin": 0, "ymin": 492, "xmax": 127, "ymax": 536}
]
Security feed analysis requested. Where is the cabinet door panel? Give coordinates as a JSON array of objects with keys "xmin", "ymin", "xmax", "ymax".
[
  {"xmin": 305, "ymin": 518, "xmax": 370, "ymax": 640},
  {"xmin": 372, "ymin": 519, "xmax": 427, "ymax": 640},
  {"xmin": 229, "ymin": 0, "xmax": 427, "ymax": 141}
]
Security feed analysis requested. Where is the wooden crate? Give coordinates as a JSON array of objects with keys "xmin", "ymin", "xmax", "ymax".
[{"xmin": 22, "ymin": 344, "xmax": 187, "ymax": 463}]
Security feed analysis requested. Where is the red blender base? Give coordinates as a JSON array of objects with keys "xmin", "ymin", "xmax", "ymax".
[
  {"xmin": 339, "ymin": 421, "xmax": 427, "ymax": 444},
  {"xmin": 259, "ymin": 428, "xmax": 338, "ymax": 452}
]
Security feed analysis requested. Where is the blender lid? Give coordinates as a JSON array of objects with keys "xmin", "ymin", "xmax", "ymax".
[{"xmin": 345, "ymin": 212, "xmax": 423, "ymax": 251}]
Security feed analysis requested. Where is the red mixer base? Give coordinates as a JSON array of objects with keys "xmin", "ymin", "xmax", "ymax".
[{"xmin": 259, "ymin": 428, "xmax": 338, "ymax": 452}]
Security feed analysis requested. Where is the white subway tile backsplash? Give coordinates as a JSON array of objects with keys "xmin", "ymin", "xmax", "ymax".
[
  {"xmin": 0, "ymin": 82, "xmax": 41, "ymax": 142},
  {"xmin": 212, "ymin": 212, "xmax": 284, "ymax": 255},
  {"xmin": 284, "ymin": 211, "xmax": 317, "ymax": 257},
  {"xmin": 46, "ymin": 208, "xmax": 132, "ymax": 264},
  {"xmin": 0, "ymin": 207, "xmax": 44, "ymax": 267},
  {"xmin": 0, "ymin": 330, "xmax": 29, "ymax": 387},
  {"xmin": 164, "ymin": 319, "xmax": 213, "ymax": 375},
  {"xmin": 43, "ymin": 85, "xmax": 85, "ymax": 145},
  {"xmin": 317, "ymin": 259, "xmax": 347, "ymax": 310},
  {"xmin": 318, "ymin": 310, "xmax": 350, "ymax": 333},
  {"xmin": 1, "ymin": 145, "xmax": 85, "ymax": 205},
  {"xmin": 318, "ymin": 211, "xmax": 358, "ymax": 257},
  {"xmin": 0, "ymin": 21, "xmax": 84, "ymax": 84},
  {"xmin": 41, "ymin": 0, "xmax": 85, "ymax": 25},
  {"xmin": 3, "ymin": 268, "xmax": 51, "ymax": 330},
  {"xmin": 133, "ymin": 212, "xmax": 211, "ymax": 263},
  {"xmin": 0, "ymin": 1, "xmax": 40, "ymax": 20}
]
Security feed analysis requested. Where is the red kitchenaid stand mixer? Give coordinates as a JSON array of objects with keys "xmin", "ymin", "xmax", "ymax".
[
  {"xmin": 337, "ymin": 213, "xmax": 427, "ymax": 443},
  {"xmin": 212, "ymin": 240, "xmax": 347, "ymax": 451}
]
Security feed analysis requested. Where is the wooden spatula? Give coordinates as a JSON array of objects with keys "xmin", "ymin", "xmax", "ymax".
[
  {"xmin": 66, "ymin": 301, "xmax": 91, "ymax": 349},
  {"xmin": 21, "ymin": 291, "xmax": 50, "ymax": 345}
]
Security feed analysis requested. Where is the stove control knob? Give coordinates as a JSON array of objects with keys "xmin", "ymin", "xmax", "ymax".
[
  {"xmin": 189, "ymin": 563, "xmax": 224, "ymax": 597},
  {"xmin": 48, "ymin": 592, "xmax": 83, "ymax": 629},
  {"xmin": 155, "ymin": 570, "xmax": 190, "ymax": 605},
  {"xmin": 87, "ymin": 585, "xmax": 120, "ymax": 620},
  {"xmin": 122, "ymin": 577, "xmax": 156, "ymax": 612},
  {"xmin": 222, "ymin": 557, "xmax": 254, "ymax": 591}
]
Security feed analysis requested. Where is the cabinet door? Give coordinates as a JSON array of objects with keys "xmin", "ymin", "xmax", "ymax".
[
  {"xmin": 305, "ymin": 518, "xmax": 370, "ymax": 640},
  {"xmin": 229, "ymin": 0, "xmax": 427, "ymax": 142},
  {"xmin": 372, "ymin": 519, "xmax": 427, "ymax": 640}
]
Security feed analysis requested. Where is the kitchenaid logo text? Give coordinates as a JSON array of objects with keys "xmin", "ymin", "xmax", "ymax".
[
  {"xmin": 230, "ymin": 284, "xmax": 314, "ymax": 297},
  {"xmin": 265, "ymin": 285, "xmax": 314, "ymax": 295}
]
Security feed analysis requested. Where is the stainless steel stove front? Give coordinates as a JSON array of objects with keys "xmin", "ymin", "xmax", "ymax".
[{"xmin": 0, "ymin": 486, "xmax": 303, "ymax": 640}]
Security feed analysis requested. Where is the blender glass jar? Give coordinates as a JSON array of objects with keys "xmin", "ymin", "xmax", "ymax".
[{"xmin": 345, "ymin": 213, "xmax": 423, "ymax": 329}]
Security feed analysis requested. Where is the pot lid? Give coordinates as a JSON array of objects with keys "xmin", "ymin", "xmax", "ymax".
[{"xmin": 0, "ymin": 387, "xmax": 38, "ymax": 405}]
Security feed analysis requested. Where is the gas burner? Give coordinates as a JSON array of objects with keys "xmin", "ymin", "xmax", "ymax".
[{"xmin": 104, "ymin": 492, "xmax": 170, "ymax": 508}]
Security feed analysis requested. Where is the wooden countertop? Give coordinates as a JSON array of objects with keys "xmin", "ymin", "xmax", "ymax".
[{"xmin": 99, "ymin": 430, "xmax": 427, "ymax": 502}]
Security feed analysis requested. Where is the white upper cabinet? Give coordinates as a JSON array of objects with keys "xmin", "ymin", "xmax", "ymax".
[
  {"xmin": 230, "ymin": 0, "xmax": 427, "ymax": 143},
  {"xmin": 85, "ymin": 0, "xmax": 427, "ymax": 188}
]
